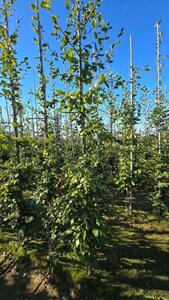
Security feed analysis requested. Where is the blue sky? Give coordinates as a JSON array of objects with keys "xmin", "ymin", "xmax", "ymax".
[
  {"xmin": 100, "ymin": 0, "xmax": 169, "ymax": 89},
  {"xmin": 5, "ymin": 0, "xmax": 169, "ymax": 104}
]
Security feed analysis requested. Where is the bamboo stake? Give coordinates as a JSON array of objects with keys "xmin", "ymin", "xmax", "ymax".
[
  {"xmin": 35, "ymin": 0, "xmax": 48, "ymax": 137},
  {"xmin": 77, "ymin": 0, "xmax": 86, "ymax": 154},
  {"xmin": 129, "ymin": 34, "xmax": 134, "ymax": 214},
  {"xmin": 155, "ymin": 21, "xmax": 161, "ymax": 154}
]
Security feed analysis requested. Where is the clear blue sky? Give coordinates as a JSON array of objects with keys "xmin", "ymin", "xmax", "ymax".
[{"xmin": 7, "ymin": 0, "xmax": 169, "ymax": 102}]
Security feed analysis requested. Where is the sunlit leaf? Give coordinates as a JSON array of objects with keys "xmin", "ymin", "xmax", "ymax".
[
  {"xmin": 65, "ymin": 0, "xmax": 70, "ymax": 9},
  {"xmin": 41, "ymin": 0, "xmax": 51, "ymax": 10}
]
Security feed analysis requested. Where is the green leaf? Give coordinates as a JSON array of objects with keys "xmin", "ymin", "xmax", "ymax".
[
  {"xmin": 30, "ymin": 4, "xmax": 38, "ymax": 12},
  {"xmin": 94, "ymin": 31, "xmax": 98, "ymax": 39},
  {"xmin": 101, "ymin": 20, "xmax": 105, "ymax": 27},
  {"xmin": 41, "ymin": 0, "xmax": 51, "ymax": 10},
  {"xmin": 61, "ymin": 100, "xmax": 66, "ymax": 106},
  {"xmin": 92, "ymin": 228, "xmax": 99, "ymax": 237},
  {"xmin": 51, "ymin": 15, "xmax": 58, "ymax": 25},
  {"xmin": 65, "ymin": 0, "xmax": 70, "ymax": 9},
  {"xmin": 68, "ymin": 48, "xmax": 74, "ymax": 55},
  {"xmin": 99, "ymin": 73, "xmax": 106, "ymax": 84},
  {"xmin": 117, "ymin": 27, "xmax": 124, "ymax": 37},
  {"xmin": 75, "ymin": 238, "xmax": 80, "ymax": 247},
  {"xmin": 92, "ymin": 19, "xmax": 97, "ymax": 29},
  {"xmin": 66, "ymin": 106, "xmax": 72, "ymax": 112}
]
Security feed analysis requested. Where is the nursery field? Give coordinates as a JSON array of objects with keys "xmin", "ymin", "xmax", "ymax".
[
  {"xmin": 0, "ymin": 0, "xmax": 169, "ymax": 299},
  {"xmin": 0, "ymin": 207, "xmax": 169, "ymax": 300}
]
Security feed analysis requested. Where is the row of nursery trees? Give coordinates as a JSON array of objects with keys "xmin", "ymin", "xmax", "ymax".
[{"xmin": 0, "ymin": 0, "xmax": 169, "ymax": 272}]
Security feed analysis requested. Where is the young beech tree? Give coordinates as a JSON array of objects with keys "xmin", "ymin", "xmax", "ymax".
[
  {"xmin": 51, "ymin": 0, "xmax": 113, "ymax": 152},
  {"xmin": 30, "ymin": 0, "xmax": 58, "ymax": 242},
  {"xmin": 40, "ymin": 0, "xmax": 117, "ymax": 273},
  {"xmin": 148, "ymin": 22, "xmax": 169, "ymax": 215},
  {"xmin": 115, "ymin": 37, "xmax": 141, "ymax": 214},
  {"xmin": 31, "ymin": 0, "xmax": 49, "ymax": 137},
  {"xmin": 0, "ymin": 0, "xmax": 27, "ymax": 231}
]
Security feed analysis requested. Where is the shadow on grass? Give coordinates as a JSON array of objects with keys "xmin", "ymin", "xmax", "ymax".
[
  {"xmin": 0, "ymin": 214, "xmax": 169, "ymax": 300},
  {"xmin": 96, "ymin": 217, "xmax": 169, "ymax": 298},
  {"xmin": 45, "ymin": 215, "xmax": 169, "ymax": 299}
]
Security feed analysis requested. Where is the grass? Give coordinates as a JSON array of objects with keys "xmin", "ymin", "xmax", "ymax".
[
  {"xmin": 103, "ymin": 208, "xmax": 169, "ymax": 299},
  {"xmin": 0, "ymin": 208, "xmax": 169, "ymax": 299}
]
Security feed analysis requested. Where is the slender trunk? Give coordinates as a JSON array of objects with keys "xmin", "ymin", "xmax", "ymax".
[
  {"xmin": 35, "ymin": 0, "xmax": 48, "ymax": 137},
  {"xmin": 31, "ymin": 98, "xmax": 35, "ymax": 137},
  {"xmin": 0, "ymin": 107, "xmax": 4, "ymax": 133},
  {"xmin": 156, "ymin": 21, "xmax": 161, "ymax": 154},
  {"xmin": 33, "ymin": 70, "xmax": 38, "ymax": 135},
  {"xmin": 77, "ymin": 1, "xmax": 86, "ymax": 153},
  {"xmin": 128, "ymin": 35, "xmax": 134, "ymax": 214},
  {"xmin": 19, "ymin": 101, "xmax": 24, "ymax": 137},
  {"xmin": 63, "ymin": 64, "xmax": 75, "ymax": 159},
  {"xmin": 93, "ymin": 46, "xmax": 99, "ymax": 158},
  {"xmin": 5, "ymin": 95, "xmax": 11, "ymax": 134},
  {"xmin": 155, "ymin": 21, "xmax": 163, "ymax": 215},
  {"xmin": 52, "ymin": 77, "xmax": 60, "ymax": 158},
  {"xmin": 109, "ymin": 74, "xmax": 114, "ymax": 149}
]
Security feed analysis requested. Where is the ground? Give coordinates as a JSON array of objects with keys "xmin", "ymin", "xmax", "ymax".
[{"xmin": 0, "ymin": 208, "xmax": 169, "ymax": 299}]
